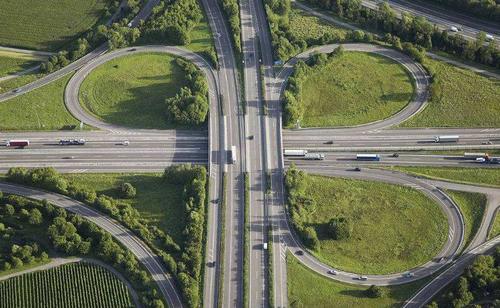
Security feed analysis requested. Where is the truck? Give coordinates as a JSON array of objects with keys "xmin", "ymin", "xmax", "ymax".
[
  {"xmin": 230, "ymin": 145, "xmax": 237, "ymax": 164},
  {"xmin": 6, "ymin": 139, "xmax": 29, "ymax": 147},
  {"xmin": 284, "ymin": 149, "xmax": 308, "ymax": 157},
  {"xmin": 464, "ymin": 152, "xmax": 488, "ymax": 160},
  {"xmin": 356, "ymin": 154, "xmax": 380, "ymax": 161},
  {"xmin": 490, "ymin": 157, "xmax": 500, "ymax": 164},
  {"xmin": 434, "ymin": 135, "xmax": 459, "ymax": 143},
  {"xmin": 304, "ymin": 153, "xmax": 325, "ymax": 160}
]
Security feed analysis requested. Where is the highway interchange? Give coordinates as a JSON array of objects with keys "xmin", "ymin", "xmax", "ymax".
[{"xmin": 0, "ymin": 0, "xmax": 499, "ymax": 307}]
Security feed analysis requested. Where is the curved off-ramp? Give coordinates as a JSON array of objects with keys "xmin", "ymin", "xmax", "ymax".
[
  {"xmin": 64, "ymin": 45, "xmax": 218, "ymax": 133},
  {"xmin": 274, "ymin": 43, "xmax": 430, "ymax": 132},
  {"xmin": 0, "ymin": 182, "xmax": 183, "ymax": 308},
  {"xmin": 275, "ymin": 167, "xmax": 465, "ymax": 286}
]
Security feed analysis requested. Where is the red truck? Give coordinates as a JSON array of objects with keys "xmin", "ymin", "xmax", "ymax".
[{"xmin": 6, "ymin": 139, "xmax": 30, "ymax": 147}]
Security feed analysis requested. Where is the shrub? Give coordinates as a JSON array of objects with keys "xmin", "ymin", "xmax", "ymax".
[
  {"xmin": 365, "ymin": 285, "xmax": 385, "ymax": 298},
  {"xmin": 120, "ymin": 183, "xmax": 137, "ymax": 199},
  {"xmin": 327, "ymin": 216, "xmax": 352, "ymax": 240}
]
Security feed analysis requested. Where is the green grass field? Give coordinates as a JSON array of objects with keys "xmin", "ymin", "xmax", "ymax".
[
  {"xmin": 62, "ymin": 173, "xmax": 185, "ymax": 244},
  {"xmin": 0, "ymin": 0, "xmax": 111, "ymax": 51},
  {"xmin": 288, "ymin": 8, "xmax": 348, "ymax": 44},
  {"xmin": 489, "ymin": 211, "xmax": 500, "ymax": 240},
  {"xmin": 287, "ymin": 254, "xmax": 430, "ymax": 308},
  {"xmin": 446, "ymin": 190, "xmax": 486, "ymax": 249},
  {"xmin": 302, "ymin": 175, "xmax": 448, "ymax": 274},
  {"xmin": 0, "ymin": 52, "xmax": 42, "ymax": 77},
  {"xmin": 0, "ymin": 73, "xmax": 86, "ymax": 131},
  {"xmin": 390, "ymin": 166, "xmax": 500, "ymax": 188},
  {"xmin": 300, "ymin": 52, "xmax": 414, "ymax": 127},
  {"xmin": 185, "ymin": 15, "xmax": 214, "ymax": 55},
  {"xmin": 0, "ymin": 72, "xmax": 44, "ymax": 94},
  {"xmin": 0, "ymin": 262, "xmax": 133, "ymax": 308},
  {"xmin": 401, "ymin": 58, "xmax": 500, "ymax": 128},
  {"xmin": 79, "ymin": 53, "xmax": 190, "ymax": 129}
]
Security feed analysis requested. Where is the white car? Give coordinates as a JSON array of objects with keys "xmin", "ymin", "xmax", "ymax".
[
  {"xmin": 358, "ymin": 275, "xmax": 368, "ymax": 281},
  {"xmin": 449, "ymin": 26, "xmax": 459, "ymax": 32},
  {"xmin": 121, "ymin": 140, "xmax": 130, "ymax": 146},
  {"xmin": 328, "ymin": 270, "xmax": 337, "ymax": 275},
  {"xmin": 403, "ymin": 272, "xmax": 414, "ymax": 278},
  {"xmin": 485, "ymin": 34, "xmax": 495, "ymax": 41}
]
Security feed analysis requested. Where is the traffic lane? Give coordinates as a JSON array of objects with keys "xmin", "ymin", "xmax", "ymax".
[
  {"xmin": 0, "ymin": 139, "xmax": 207, "ymax": 150},
  {"xmin": 272, "ymin": 166, "xmax": 464, "ymax": 285},
  {"xmin": 283, "ymin": 128, "xmax": 500, "ymax": 137}
]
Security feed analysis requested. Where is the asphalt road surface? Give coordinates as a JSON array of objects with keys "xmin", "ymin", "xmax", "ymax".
[{"xmin": 0, "ymin": 182, "xmax": 183, "ymax": 308}]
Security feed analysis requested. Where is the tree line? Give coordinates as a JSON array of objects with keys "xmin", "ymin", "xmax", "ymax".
[
  {"xmin": 0, "ymin": 192, "xmax": 164, "ymax": 307},
  {"xmin": 426, "ymin": 246, "xmax": 500, "ymax": 307},
  {"xmin": 421, "ymin": 0, "xmax": 500, "ymax": 22},
  {"xmin": 219, "ymin": 0, "xmax": 242, "ymax": 54},
  {"xmin": 6, "ymin": 166, "xmax": 208, "ymax": 308},
  {"xmin": 303, "ymin": 0, "xmax": 500, "ymax": 69},
  {"xmin": 165, "ymin": 58, "xmax": 209, "ymax": 126}
]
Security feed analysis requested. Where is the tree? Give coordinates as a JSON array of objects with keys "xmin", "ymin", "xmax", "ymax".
[
  {"xmin": 28, "ymin": 208, "xmax": 43, "ymax": 225},
  {"xmin": 327, "ymin": 216, "xmax": 352, "ymax": 240},
  {"xmin": 4, "ymin": 204, "xmax": 14, "ymax": 216},
  {"xmin": 120, "ymin": 182, "xmax": 137, "ymax": 199},
  {"xmin": 452, "ymin": 277, "xmax": 474, "ymax": 308},
  {"xmin": 365, "ymin": 285, "xmax": 385, "ymax": 298}
]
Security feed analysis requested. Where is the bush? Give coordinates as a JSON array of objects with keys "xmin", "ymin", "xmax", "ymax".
[
  {"xmin": 327, "ymin": 216, "xmax": 352, "ymax": 240},
  {"xmin": 120, "ymin": 183, "xmax": 137, "ymax": 199},
  {"xmin": 365, "ymin": 285, "xmax": 385, "ymax": 298}
]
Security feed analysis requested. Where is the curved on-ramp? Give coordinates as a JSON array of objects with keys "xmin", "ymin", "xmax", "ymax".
[
  {"xmin": 274, "ymin": 43, "xmax": 430, "ymax": 132},
  {"xmin": 0, "ymin": 182, "xmax": 183, "ymax": 308},
  {"xmin": 278, "ymin": 167, "xmax": 465, "ymax": 286},
  {"xmin": 64, "ymin": 45, "xmax": 219, "ymax": 133}
]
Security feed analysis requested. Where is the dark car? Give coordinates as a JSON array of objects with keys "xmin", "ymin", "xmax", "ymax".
[
  {"xmin": 353, "ymin": 167, "xmax": 361, "ymax": 172},
  {"xmin": 392, "ymin": 153, "xmax": 399, "ymax": 158},
  {"xmin": 295, "ymin": 250, "xmax": 304, "ymax": 256},
  {"xmin": 59, "ymin": 139, "xmax": 86, "ymax": 145}
]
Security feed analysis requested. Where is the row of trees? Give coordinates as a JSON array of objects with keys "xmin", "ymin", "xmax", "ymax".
[
  {"xmin": 422, "ymin": 0, "xmax": 500, "ymax": 22},
  {"xmin": 220, "ymin": 0, "xmax": 242, "ymax": 54},
  {"xmin": 303, "ymin": 0, "xmax": 500, "ymax": 69},
  {"xmin": 426, "ymin": 246, "xmax": 500, "ymax": 307},
  {"xmin": 0, "ymin": 193, "xmax": 164, "ymax": 307},
  {"xmin": 165, "ymin": 58, "xmax": 209, "ymax": 126}
]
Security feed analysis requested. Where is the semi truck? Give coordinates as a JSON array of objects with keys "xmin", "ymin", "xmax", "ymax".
[
  {"xmin": 6, "ymin": 139, "xmax": 29, "ymax": 147},
  {"xmin": 230, "ymin": 145, "xmax": 237, "ymax": 164},
  {"xmin": 434, "ymin": 135, "xmax": 459, "ymax": 143},
  {"xmin": 356, "ymin": 154, "xmax": 380, "ymax": 161},
  {"xmin": 284, "ymin": 149, "xmax": 308, "ymax": 157},
  {"xmin": 464, "ymin": 152, "xmax": 489, "ymax": 159},
  {"xmin": 304, "ymin": 153, "xmax": 325, "ymax": 160}
]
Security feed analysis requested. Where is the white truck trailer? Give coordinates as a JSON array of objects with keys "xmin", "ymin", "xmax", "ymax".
[
  {"xmin": 284, "ymin": 149, "xmax": 308, "ymax": 157},
  {"xmin": 304, "ymin": 153, "xmax": 325, "ymax": 160},
  {"xmin": 230, "ymin": 145, "xmax": 237, "ymax": 164},
  {"xmin": 434, "ymin": 135, "xmax": 459, "ymax": 143}
]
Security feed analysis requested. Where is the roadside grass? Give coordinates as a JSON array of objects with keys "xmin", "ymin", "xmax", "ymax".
[
  {"xmin": 0, "ymin": 262, "xmax": 133, "ymax": 307},
  {"xmin": 445, "ymin": 190, "xmax": 487, "ymax": 249},
  {"xmin": 79, "ymin": 53, "xmax": 190, "ymax": 130},
  {"xmin": 0, "ymin": 72, "xmax": 44, "ymax": 94},
  {"xmin": 299, "ymin": 52, "xmax": 414, "ymax": 127},
  {"xmin": 0, "ymin": 73, "xmax": 86, "ymax": 131},
  {"xmin": 0, "ymin": 0, "xmax": 110, "ymax": 51},
  {"xmin": 287, "ymin": 254, "xmax": 431, "ymax": 307},
  {"xmin": 185, "ymin": 15, "xmax": 214, "ymax": 55},
  {"xmin": 303, "ymin": 174, "xmax": 448, "ymax": 274},
  {"xmin": 61, "ymin": 173, "xmax": 186, "ymax": 244},
  {"xmin": 0, "ymin": 52, "xmax": 42, "ymax": 77},
  {"xmin": 400, "ymin": 57, "xmax": 500, "ymax": 128},
  {"xmin": 389, "ymin": 166, "xmax": 500, "ymax": 188},
  {"xmin": 488, "ymin": 210, "xmax": 500, "ymax": 240},
  {"xmin": 288, "ymin": 8, "xmax": 348, "ymax": 44}
]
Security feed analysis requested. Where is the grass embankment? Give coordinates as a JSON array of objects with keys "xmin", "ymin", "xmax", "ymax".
[
  {"xmin": 287, "ymin": 255, "xmax": 430, "ymax": 307},
  {"xmin": 390, "ymin": 166, "xmax": 500, "ymax": 188},
  {"xmin": 298, "ymin": 52, "xmax": 414, "ymax": 127},
  {"xmin": 303, "ymin": 174, "xmax": 448, "ymax": 274},
  {"xmin": 62, "ymin": 173, "xmax": 185, "ymax": 243},
  {"xmin": 0, "ymin": 72, "xmax": 44, "ymax": 94},
  {"xmin": 0, "ymin": 0, "xmax": 111, "ymax": 51},
  {"xmin": 0, "ymin": 73, "xmax": 85, "ymax": 131},
  {"xmin": 288, "ymin": 7, "xmax": 348, "ymax": 43},
  {"xmin": 0, "ymin": 262, "xmax": 133, "ymax": 308},
  {"xmin": 401, "ymin": 58, "xmax": 500, "ymax": 128},
  {"xmin": 489, "ymin": 210, "xmax": 500, "ymax": 240},
  {"xmin": 79, "ymin": 53, "xmax": 189, "ymax": 129},
  {"xmin": 446, "ymin": 190, "xmax": 487, "ymax": 249},
  {"xmin": 0, "ymin": 52, "xmax": 42, "ymax": 77}
]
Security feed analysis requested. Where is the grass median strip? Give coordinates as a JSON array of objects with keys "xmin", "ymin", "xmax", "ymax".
[{"xmin": 217, "ymin": 173, "xmax": 227, "ymax": 308}]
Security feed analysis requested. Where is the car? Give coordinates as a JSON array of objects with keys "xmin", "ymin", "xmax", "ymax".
[
  {"xmin": 128, "ymin": 48, "xmax": 136, "ymax": 51},
  {"xmin": 392, "ymin": 153, "xmax": 399, "ymax": 158},
  {"xmin": 13, "ymin": 88, "xmax": 21, "ymax": 93},
  {"xmin": 482, "ymin": 141, "xmax": 493, "ymax": 145},
  {"xmin": 62, "ymin": 156, "xmax": 75, "ymax": 159},
  {"xmin": 403, "ymin": 272, "xmax": 414, "ymax": 278},
  {"xmin": 439, "ymin": 257, "xmax": 446, "ymax": 263},
  {"xmin": 449, "ymin": 26, "xmax": 459, "ymax": 32},
  {"xmin": 324, "ymin": 140, "xmax": 334, "ymax": 144},
  {"xmin": 328, "ymin": 270, "xmax": 337, "ymax": 275},
  {"xmin": 357, "ymin": 276, "xmax": 368, "ymax": 281},
  {"xmin": 207, "ymin": 261, "xmax": 216, "ymax": 267},
  {"xmin": 59, "ymin": 139, "xmax": 85, "ymax": 145},
  {"xmin": 353, "ymin": 167, "xmax": 361, "ymax": 172},
  {"xmin": 295, "ymin": 250, "xmax": 304, "ymax": 256},
  {"xmin": 120, "ymin": 140, "xmax": 130, "ymax": 146},
  {"xmin": 248, "ymin": 135, "xmax": 254, "ymax": 140},
  {"xmin": 485, "ymin": 34, "xmax": 494, "ymax": 42}
]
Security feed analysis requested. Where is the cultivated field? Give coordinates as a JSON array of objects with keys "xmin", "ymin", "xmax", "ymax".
[
  {"xmin": 0, "ymin": 0, "xmax": 110, "ymax": 51},
  {"xmin": 0, "ymin": 52, "xmax": 41, "ymax": 77},
  {"xmin": 79, "ymin": 53, "xmax": 189, "ymax": 129},
  {"xmin": 303, "ymin": 174, "xmax": 448, "ymax": 274},
  {"xmin": 299, "ymin": 52, "xmax": 414, "ymax": 127},
  {"xmin": 0, "ymin": 74, "xmax": 84, "ymax": 131},
  {"xmin": 401, "ymin": 58, "xmax": 500, "ymax": 128},
  {"xmin": 287, "ymin": 255, "xmax": 430, "ymax": 307},
  {"xmin": 0, "ymin": 262, "xmax": 134, "ymax": 308},
  {"xmin": 391, "ymin": 166, "xmax": 500, "ymax": 188}
]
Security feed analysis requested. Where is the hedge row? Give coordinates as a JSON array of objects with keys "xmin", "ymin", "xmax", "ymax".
[{"xmin": 219, "ymin": 0, "xmax": 242, "ymax": 54}]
